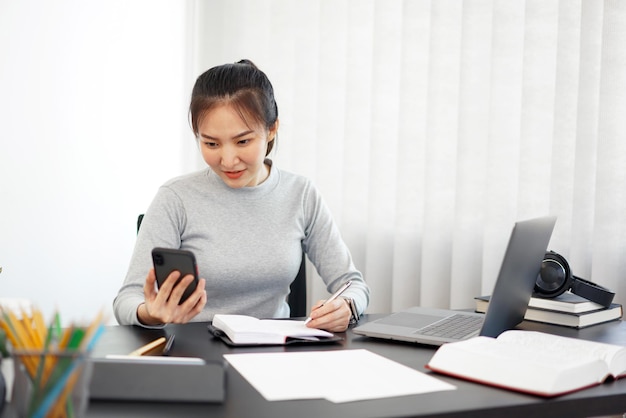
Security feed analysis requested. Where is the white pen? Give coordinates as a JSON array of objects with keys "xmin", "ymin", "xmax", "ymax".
[{"xmin": 304, "ymin": 280, "xmax": 353, "ymax": 325}]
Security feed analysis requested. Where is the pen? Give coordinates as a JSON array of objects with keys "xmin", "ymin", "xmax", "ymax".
[
  {"xmin": 162, "ymin": 334, "xmax": 175, "ymax": 355},
  {"xmin": 304, "ymin": 280, "xmax": 353, "ymax": 325},
  {"xmin": 128, "ymin": 336, "xmax": 167, "ymax": 356}
]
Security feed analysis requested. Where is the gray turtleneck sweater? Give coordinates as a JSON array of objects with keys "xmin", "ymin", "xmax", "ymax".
[{"xmin": 113, "ymin": 160, "xmax": 370, "ymax": 326}]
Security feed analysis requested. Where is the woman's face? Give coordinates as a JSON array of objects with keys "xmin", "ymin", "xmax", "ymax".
[{"xmin": 197, "ymin": 103, "xmax": 277, "ymax": 188}]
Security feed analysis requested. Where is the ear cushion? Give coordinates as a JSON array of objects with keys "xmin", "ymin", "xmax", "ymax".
[{"xmin": 534, "ymin": 251, "xmax": 572, "ymax": 298}]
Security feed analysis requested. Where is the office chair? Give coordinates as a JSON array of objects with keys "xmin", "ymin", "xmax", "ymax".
[
  {"xmin": 136, "ymin": 214, "xmax": 307, "ymax": 317},
  {"xmin": 288, "ymin": 254, "xmax": 307, "ymax": 318},
  {"xmin": 137, "ymin": 214, "xmax": 144, "ymax": 234}
]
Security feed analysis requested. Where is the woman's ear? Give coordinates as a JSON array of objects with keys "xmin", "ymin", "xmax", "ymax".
[
  {"xmin": 269, "ymin": 119, "xmax": 280, "ymax": 142},
  {"xmin": 266, "ymin": 119, "xmax": 279, "ymax": 156}
]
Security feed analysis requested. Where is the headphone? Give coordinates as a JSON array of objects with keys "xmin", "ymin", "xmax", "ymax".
[{"xmin": 533, "ymin": 250, "xmax": 615, "ymax": 308}]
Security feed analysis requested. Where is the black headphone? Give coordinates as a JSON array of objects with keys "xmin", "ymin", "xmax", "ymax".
[{"xmin": 533, "ymin": 250, "xmax": 615, "ymax": 308}]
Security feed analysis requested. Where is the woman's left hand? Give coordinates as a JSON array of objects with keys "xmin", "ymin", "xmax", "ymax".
[{"xmin": 304, "ymin": 298, "xmax": 351, "ymax": 332}]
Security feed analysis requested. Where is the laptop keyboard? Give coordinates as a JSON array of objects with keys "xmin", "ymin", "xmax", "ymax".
[{"xmin": 416, "ymin": 314, "xmax": 483, "ymax": 339}]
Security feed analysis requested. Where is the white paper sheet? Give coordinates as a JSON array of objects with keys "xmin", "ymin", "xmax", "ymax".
[{"xmin": 223, "ymin": 349, "xmax": 455, "ymax": 403}]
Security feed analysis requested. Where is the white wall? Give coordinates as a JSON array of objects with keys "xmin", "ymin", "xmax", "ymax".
[{"xmin": 0, "ymin": 1, "xmax": 202, "ymax": 325}]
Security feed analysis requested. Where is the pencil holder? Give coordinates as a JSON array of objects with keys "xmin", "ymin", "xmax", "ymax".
[{"xmin": 11, "ymin": 349, "xmax": 93, "ymax": 418}]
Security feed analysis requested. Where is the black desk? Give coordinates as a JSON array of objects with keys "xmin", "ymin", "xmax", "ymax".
[{"xmin": 85, "ymin": 315, "xmax": 626, "ymax": 418}]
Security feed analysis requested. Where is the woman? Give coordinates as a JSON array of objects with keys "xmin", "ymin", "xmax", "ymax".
[{"xmin": 113, "ymin": 59, "xmax": 370, "ymax": 331}]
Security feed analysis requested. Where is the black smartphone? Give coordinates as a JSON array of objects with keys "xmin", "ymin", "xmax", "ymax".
[{"xmin": 151, "ymin": 247, "xmax": 199, "ymax": 304}]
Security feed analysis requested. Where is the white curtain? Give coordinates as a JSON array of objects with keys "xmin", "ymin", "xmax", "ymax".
[{"xmin": 193, "ymin": 0, "xmax": 626, "ymax": 314}]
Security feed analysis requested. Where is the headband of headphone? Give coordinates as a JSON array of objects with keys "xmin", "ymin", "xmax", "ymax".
[{"xmin": 533, "ymin": 250, "xmax": 615, "ymax": 308}]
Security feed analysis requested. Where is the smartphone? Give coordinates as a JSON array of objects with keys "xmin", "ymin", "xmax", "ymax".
[{"xmin": 151, "ymin": 247, "xmax": 199, "ymax": 304}]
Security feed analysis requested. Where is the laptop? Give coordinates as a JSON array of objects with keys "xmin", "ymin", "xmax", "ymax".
[{"xmin": 353, "ymin": 216, "xmax": 557, "ymax": 346}]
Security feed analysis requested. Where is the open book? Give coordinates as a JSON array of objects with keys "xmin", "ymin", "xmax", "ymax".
[
  {"xmin": 426, "ymin": 330, "xmax": 626, "ymax": 397},
  {"xmin": 210, "ymin": 314, "xmax": 336, "ymax": 345}
]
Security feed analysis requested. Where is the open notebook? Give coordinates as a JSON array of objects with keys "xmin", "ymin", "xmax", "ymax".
[{"xmin": 353, "ymin": 216, "xmax": 556, "ymax": 346}]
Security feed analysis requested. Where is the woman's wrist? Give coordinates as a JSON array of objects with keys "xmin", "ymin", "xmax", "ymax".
[{"xmin": 137, "ymin": 303, "xmax": 161, "ymax": 326}]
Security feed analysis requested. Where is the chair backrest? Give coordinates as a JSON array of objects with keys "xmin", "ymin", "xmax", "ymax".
[
  {"xmin": 136, "ymin": 213, "xmax": 307, "ymax": 317},
  {"xmin": 137, "ymin": 214, "xmax": 144, "ymax": 234},
  {"xmin": 288, "ymin": 254, "xmax": 307, "ymax": 318}
]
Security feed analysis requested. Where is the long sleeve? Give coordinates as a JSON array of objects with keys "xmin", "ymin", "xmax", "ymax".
[{"xmin": 113, "ymin": 161, "xmax": 369, "ymax": 325}]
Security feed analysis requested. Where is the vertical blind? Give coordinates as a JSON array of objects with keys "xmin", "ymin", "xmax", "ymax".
[{"xmin": 194, "ymin": 0, "xmax": 626, "ymax": 313}]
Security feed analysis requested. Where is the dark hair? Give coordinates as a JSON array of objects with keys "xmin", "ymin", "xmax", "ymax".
[{"xmin": 189, "ymin": 59, "xmax": 278, "ymax": 156}]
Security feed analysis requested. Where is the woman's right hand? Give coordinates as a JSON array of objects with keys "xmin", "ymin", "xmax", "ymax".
[{"xmin": 137, "ymin": 268, "xmax": 207, "ymax": 325}]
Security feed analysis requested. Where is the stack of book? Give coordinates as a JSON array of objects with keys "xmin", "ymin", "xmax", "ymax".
[{"xmin": 475, "ymin": 291, "xmax": 622, "ymax": 328}]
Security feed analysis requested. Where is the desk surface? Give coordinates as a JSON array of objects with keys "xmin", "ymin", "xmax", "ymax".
[{"xmin": 84, "ymin": 315, "xmax": 626, "ymax": 418}]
